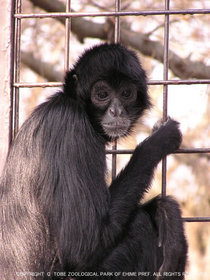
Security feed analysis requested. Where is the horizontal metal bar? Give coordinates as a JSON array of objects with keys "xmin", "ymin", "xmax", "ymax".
[
  {"xmin": 15, "ymin": 9, "xmax": 210, "ymax": 19},
  {"xmin": 176, "ymin": 148, "xmax": 210, "ymax": 154},
  {"xmin": 14, "ymin": 82, "xmax": 63, "ymax": 88},
  {"xmin": 14, "ymin": 79, "xmax": 210, "ymax": 88},
  {"xmin": 106, "ymin": 148, "xmax": 210, "ymax": 154},
  {"xmin": 183, "ymin": 217, "xmax": 210, "ymax": 222},
  {"xmin": 148, "ymin": 79, "xmax": 210, "ymax": 85}
]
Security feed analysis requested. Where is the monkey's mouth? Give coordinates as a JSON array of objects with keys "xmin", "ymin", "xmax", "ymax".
[{"xmin": 102, "ymin": 121, "xmax": 130, "ymax": 138}]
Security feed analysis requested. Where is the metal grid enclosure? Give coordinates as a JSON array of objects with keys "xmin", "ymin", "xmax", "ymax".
[{"xmin": 12, "ymin": 0, "xmax": 210, "ymax": 220}]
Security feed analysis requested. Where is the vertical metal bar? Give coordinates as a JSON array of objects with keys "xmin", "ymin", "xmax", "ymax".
[
  {"xmin": 111, "ymin": 142, "xmax": 117, "ymax": 180},
  {"xmin": 114, "ymin": 0, "xmax": 121, "ymax": 43},
  {"xmin": 9, "ymin": 1, "xmax": 16, "ymax": 145},
  {"xmin": 13, "ymin": 0, "xmax": 22, "ymax": 139},
  {"xmin": 64, "ymin": 0, "xmax": 71, "ymax": 72},
  {"xmin": 0, "ymin": 0, "xmax": 15, "ymax": 173},
  {"xmin": 111, "ymin": 0, "xmax": 121, "ymax": 180},
  {"xmin": 162, "ymin": 0, "xmax": 170, "ymax": 196}
]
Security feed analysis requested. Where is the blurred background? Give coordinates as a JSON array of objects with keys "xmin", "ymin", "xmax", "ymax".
[{"xmin": 4, "ymin": 0, "xmax": 210, "ymax": 279}]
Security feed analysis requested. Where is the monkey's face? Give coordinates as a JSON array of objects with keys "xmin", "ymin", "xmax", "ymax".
[{"xmin": 90, "ymin": 80, "xmax": 143, "ymax": 140}]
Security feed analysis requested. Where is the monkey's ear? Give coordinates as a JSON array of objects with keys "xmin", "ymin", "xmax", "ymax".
[
  {"xmin": 72, "ymin": 74, "xmax": 78, "ymax": 83},
  {"xmin": 63, "ymin": 70, "xmax": 78, "ymax": 98}
]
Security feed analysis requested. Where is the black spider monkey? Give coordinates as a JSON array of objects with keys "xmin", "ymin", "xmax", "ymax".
[{"xmin": 0, "ymin": 43, "xmax": 187, "ymax": 279}]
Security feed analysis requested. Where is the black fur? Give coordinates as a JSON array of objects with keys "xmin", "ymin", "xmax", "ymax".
[{"xmin": 0, "ymin": 43, "xmax": 187, "ymax": 279}]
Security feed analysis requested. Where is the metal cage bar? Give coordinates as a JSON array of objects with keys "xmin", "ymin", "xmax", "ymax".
[
  {"xmin": 13, "ymin": 79, "xmax": 210, "ymax": 88},
  {"xmin": 111, "ymin": 0, "xmax": 121, "ymax": 181},
  {"xmin": 15, "ymin": 9, "xmax": 210, "ymax": 19},
  {"xmin": 13, "ymin": 0, "xmax": 22, "ymax": 139},
  {"xmin": 64, "ymin": 0, "xmax": 71, "ymax": 72},
  {"xmin": 161, "ymin": 0, "xmax": 170, "ymax": 196},
  {"xmin": 0, "ymin": 0, "xmax": 15, "ymax": 173}
]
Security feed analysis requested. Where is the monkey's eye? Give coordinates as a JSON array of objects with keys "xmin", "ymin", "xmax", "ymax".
[
  {"xmin": 96, "ymin": 91, "xmax": 109, "ymax": 100},
  {"xmin": 121, "ymin": 89, "xmax": 132, "ymax": 98},
  {"xmin": 91, "ymin": 81, "xmax": 111, "ymax": 106}
]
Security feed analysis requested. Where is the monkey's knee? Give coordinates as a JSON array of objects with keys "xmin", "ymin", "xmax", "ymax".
[
  {"xmin": 143, "ymin": 195, "xmax": 182, "ymax": 221},
  {"xmin": 142, "ymin": 195, "xmax": 186, "ymax": 247}
]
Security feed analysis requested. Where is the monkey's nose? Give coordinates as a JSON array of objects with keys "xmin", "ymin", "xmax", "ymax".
[
  {"xmin": 109, "ymin": 106, "xmax": 123, "ymax": 117},
  {"xmin": 109, "ymin": 107, "xmax": 117, "ymax": 117},
  {"xmin": 109, "ymin": 98, "xmax": 123, "ymax": 117}
]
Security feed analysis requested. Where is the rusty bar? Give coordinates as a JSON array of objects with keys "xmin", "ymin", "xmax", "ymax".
[{"xmin": 14, "ymin": 9, "xmax": 210, "ymax": 19}]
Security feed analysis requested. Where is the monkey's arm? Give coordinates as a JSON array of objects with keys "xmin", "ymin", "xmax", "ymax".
[{"xmin": 107, "ymin": 118, "xmax": 182, "ymax": 228}]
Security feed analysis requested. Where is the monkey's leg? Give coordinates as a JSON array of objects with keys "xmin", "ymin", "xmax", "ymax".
[
  {"xmin": 142, "ymin": 196, "xmax": 188, "ymax": 280},
  {"xmin": 91, "ymin": 209, "xmax": 160, "ymax": 280}
]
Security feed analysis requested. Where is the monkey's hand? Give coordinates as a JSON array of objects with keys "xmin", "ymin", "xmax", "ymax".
[{"xmin": 149, "ymin": 117, "xmax": 182, "ymax": 157}]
